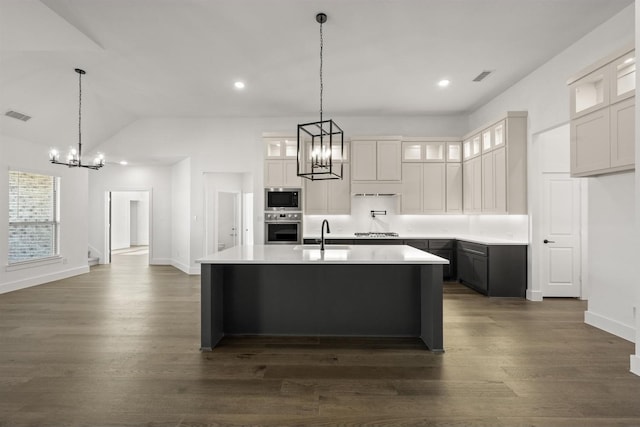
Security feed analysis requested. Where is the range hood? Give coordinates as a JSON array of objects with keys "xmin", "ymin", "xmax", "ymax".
[{"xmin": 351, "ymin": 182, "xmax": 402, "ymax": 196}]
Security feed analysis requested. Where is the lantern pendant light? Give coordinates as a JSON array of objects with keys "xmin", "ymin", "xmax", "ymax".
[{"xmin": 297, "ymin": 12, "xmax": 344, "ymax": 181}]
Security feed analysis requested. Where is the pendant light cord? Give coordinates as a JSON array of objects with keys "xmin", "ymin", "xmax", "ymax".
[{"xmin": 319, "ymin": 19, "xmax": 323, "ymax": 125}]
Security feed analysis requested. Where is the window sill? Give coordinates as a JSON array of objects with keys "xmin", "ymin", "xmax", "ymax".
[{"xmin": 6, "ymin": 256, "xmax": 64, "ymax": 272}]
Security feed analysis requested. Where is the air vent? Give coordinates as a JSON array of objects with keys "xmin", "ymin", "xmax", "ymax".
[
  {"xmin": 5, "ymin": 110, "xmax": 31, "ymax": 121},
  {"xmin": 472, "ymin": 70, "xmax": 493, "ymax": 82}
]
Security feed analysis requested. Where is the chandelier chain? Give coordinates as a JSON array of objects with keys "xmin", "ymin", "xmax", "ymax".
[{"xmin": 78, "ymin": 69, "xmax": 82, "ymax": 157}]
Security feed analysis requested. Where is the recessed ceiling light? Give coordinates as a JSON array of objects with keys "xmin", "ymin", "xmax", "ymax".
[
  {"xmin": 119, "ymin": 161, "xmax": 128, "ymax": 166},
  {"xmin": 234, "ymin": 81, "xmax": 245, "ymax": 89},
  {"xmin": 438, "ymin": 79, "xmax": 450, "ymax": 88}
]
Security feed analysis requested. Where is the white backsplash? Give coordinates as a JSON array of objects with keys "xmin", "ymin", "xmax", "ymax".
[{"xmin": 304, "ymin": 196, "xmax": 528, "ymax": 241}]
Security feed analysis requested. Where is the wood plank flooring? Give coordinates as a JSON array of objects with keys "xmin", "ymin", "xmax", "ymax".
[{"xmin": 1, "ymin": 253, "xmax": 639, "ymax": 426}]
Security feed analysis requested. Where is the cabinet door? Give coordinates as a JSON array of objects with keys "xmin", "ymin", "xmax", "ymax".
[
  {"xmin": 264, "ymin": 160, "xmax": 284, "ymax": 187},
  {"xmin": 351, "ymin": 141, "xmax": 377, "ymax": 180},
  {"xmin": 610, "ymin": 50, "xmax": 635, "ymax": 103},
  {"xmin": 493, "ymin": 147, "xmax": 507, "ymax": 213},
  {"xmin": 424, "ymin": 142, "xmax": 445, "ymax": 162},
  {"xmin": 462, "ymin": 161, "xmax": 474, "ymax": 213},
  {"xmin": 492, "ymin": 120, "xmax": 505, "ymax": 149},
  {"xmin": 283, "ymin": 160, "xmax": 302, "ymax": 187},
  {"xmin": 447, "ymin": 142, "xmax": 462, "ymax": 162},
  {"xmin": 422, "ymin": 163, "xmax": 445, "ymax": 213},
  {"xmin": 446, "ymin": 163, "xmax": 462, "ymax": 213},
  {"xmin": 610, "ymin": 97, "xmax": 635, "ymax": 169},
  {"xmin": 482, "ymin": 129, "xmax": 492, "ymax": 153},
  {"xmin": 570, "ymin": 108, "xmax": 610, "ymax": 175},
  {"xmin": 327, "ymin": 164, "xmax": 351, "ymax": 214},
  {"xmin": 463, "ymin": 157, "xmax": 483, "ymax": 213},
  {"xmin": 377, "ymin": 140, "xmax": 402, "ymax": 180},
  {"xmin": 570, "ymin": 67, "xmax": 610, "ymax": 119},
  {"xmin": 304, "ymin": 178, "xmax": 328, "ymax": 214},
  {"xmin": 402, "ymin": 142, "xmax": 423, "ymax": 162},
  {"xmin": 401, "ymin": 163, "xmax": 423, "ymax": 213},
  {"xmin": 482, "ymin": 153, "xmax": 495, "ymax": 212}
]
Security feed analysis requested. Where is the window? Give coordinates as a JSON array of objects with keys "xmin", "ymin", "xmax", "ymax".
[{"xmin": 8, "ymin": 170, "xmax": 60, "ymax": 264}]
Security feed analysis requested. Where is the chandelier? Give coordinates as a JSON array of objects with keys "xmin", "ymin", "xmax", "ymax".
[
  {"xmin": 49, "ymin": 68, "xmax": 105, "ymax": 170},
  {"xmin": 297, "ymin": 13, "xmax": 344, "ymax": 181}
]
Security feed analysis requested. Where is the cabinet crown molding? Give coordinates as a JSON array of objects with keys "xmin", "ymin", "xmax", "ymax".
[{"xmin": 567, "ymin": 42, "xmax": 635, "ymax": 85}]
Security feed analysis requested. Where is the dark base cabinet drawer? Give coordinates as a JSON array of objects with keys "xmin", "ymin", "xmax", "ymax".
[{"xmin": 457, "ymin": 242, "xmax": 526, "ymax": 297}]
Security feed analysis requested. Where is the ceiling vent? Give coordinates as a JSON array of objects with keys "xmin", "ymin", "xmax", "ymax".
[
  {"xmin": 5, "ymin": 110, "xmax": 31, "ymax": 121},
  {"xmin": 472, "ymin": 70, "xmax": 493, "ymax": 82}
]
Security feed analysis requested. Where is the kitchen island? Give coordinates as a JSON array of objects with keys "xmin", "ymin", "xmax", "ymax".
[{"xmin": 197, "ymin": 244, "xmax": 448, "ymax": 352}]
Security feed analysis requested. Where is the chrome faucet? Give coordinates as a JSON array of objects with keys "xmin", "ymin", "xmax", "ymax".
[{"xmin": 320, "ymin": 219, "xmax": 331, "ymax": 251}]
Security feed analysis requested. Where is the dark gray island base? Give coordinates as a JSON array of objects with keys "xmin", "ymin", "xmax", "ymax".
[{"xmin": 200, "ymin": 263, "xmax": 444, "ymax": 352}]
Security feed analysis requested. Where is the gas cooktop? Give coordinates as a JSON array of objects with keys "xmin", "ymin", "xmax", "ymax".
[{"xmin": 354, "ymin": 232, "xmax": 399, "ymax": 238}]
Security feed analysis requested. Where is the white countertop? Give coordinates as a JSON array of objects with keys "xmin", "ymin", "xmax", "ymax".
[
  {"xmin": 303, "ymin": 233, "xmax": 528, "ymax": 245},
  {"xmin": 197, "ymin": 244, "xmax": 449, "ymax": 265}
]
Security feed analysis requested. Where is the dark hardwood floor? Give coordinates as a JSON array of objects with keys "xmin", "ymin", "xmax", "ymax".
[{"xmin": 1, "ymin": 253, "xmax": 639, "ymax": 427}]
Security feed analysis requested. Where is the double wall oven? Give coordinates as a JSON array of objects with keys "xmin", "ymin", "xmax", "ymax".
[{"xmin": 264, "ymin": 188, "xmax": 302, "ymax": 244}]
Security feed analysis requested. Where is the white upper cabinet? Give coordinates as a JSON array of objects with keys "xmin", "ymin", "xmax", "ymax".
[
  {"xmin": 402, "ymin": 142, "xmax": 445, "ymax": 162},
  {"xmin": 446, "ymin": 142, "xmax": 462, "ymax": 162},
  {"xmin": 570, "ymin": 67, "xmax": 609, "ymax": 119},
  {"xmin": 611, "ymin": 50, "xmax": 635, "ymax": 103},
  {"xmin": 568, "ymin": 45, "xmax": 635, "ymax": 177},
  {"xmin": 463, "ymin": 134, "xmax": 482, "ymax": 160},
  {"xmin": 462, "ymin": 112, "xmax": 528, "ymax": 215},
  {"xmin": 352, "ymin": 140, "xmax": 401, "ymax": 181},
  {"xmin": 265, "ymin": 138, "xmax": 298, "ymax": 159}
]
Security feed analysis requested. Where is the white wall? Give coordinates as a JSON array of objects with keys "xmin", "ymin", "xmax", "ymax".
[
  {"xmin": 0, "ymin": 135, "xmax": 89, "ymax": 294},
  {"xmin": 110, "ymin": 191, "xmax": 149, "ymax": 250},
  {"xmin": 171, "ymin": 158, "xmax": 191, "ymax": 273},
  {"xmin": 467, "ymin": 4, "xmax": 636, "ymax": 350},
  {"xmin": 87, "ymin": 164, "xmax": 171, "ymax": 265}
]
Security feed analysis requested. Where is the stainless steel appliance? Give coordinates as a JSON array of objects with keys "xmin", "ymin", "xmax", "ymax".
[
  {"xmin": 264, "ymin": 212, "xmax": 302, "ymax": 244},
  {"xmin": 354, "ymin": 232, "xmax": 399, "ymax": 238},
  {"xmin": 265, "ymin": 188, "xmax": 301, "ymax": 211}
]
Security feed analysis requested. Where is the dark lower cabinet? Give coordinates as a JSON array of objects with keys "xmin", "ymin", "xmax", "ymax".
[{"xmin": 457, "ymin": 241, "xmax": 526, "ymax": 297}]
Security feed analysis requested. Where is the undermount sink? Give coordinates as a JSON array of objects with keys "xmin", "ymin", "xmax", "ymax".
[{"xmin": 292, "ymin": 245, "xmax": 352, "ymax": 250}]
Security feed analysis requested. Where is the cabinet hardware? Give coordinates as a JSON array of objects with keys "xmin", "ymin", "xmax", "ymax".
[{"xmin": 543, "ymin": 239, "xmax": 556, "ymax": 244}]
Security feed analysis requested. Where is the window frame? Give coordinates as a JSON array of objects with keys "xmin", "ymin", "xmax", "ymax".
[{"xmin": 7, "ymin": 169, "xmax": 61, "ymax": 268}]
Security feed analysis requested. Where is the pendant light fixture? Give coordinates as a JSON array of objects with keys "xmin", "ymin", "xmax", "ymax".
[
  {"xmin": 49, "ymin": 68, "xmax": 105, "ymax": 170},
  {"xmin": 297, "ymin": 12, "xmax": 344, "ymax": 181}
]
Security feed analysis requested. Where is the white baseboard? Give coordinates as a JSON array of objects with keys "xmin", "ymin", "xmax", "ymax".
[
  {"xmin": 631, "ymin": 355, "xmax": 640, "ymax": 377},
  {"xmin": 584, "ymin": 310, "xmax": 635, "ymax": 342},
  {"xmin": 151, "ymin": 258, "xmax": 200, "ymax": 274},
  {"xmin": 0, "ymin": 266, "xmax": 90, "ymax": 295},
  {"xmin": 526, "ymin": 289, "xmax": 543, "ymax": 301}
]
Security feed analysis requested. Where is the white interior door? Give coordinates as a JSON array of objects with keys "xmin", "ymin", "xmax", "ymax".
[
  {"xmin": 217, "ymin": 191, "xmax": 239, "ymax": 251},
  {"xmin": 540, "ymin": 173, "xmax": 581, "ymax": 297}
]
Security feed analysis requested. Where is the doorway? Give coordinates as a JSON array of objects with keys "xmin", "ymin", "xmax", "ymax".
[
  {"xmin": 106, "ymin": 190, "xmax": 151, "ymax": 264},
  {"xmin": 203, "ymin": 172, "xmax": 253, "ymax": 255},
  {"xmin": 217, "ymin": 191, "xmax": 240, "ymax": 251}
]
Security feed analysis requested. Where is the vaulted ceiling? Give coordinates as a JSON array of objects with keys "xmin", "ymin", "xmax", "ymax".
[{"xmin": 0, "ymin": 0, "xmax": 633, "ymax": 153}]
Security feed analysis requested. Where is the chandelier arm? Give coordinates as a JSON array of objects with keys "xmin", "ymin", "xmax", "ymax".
[{"xmin": 319, "ymin": 19, "xmax": 323, "ymax": 125}]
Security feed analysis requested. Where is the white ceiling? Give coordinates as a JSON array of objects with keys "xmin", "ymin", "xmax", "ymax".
[{"xmin": 0, "ymin": 0, "xmax": 633, "ymax": 152}]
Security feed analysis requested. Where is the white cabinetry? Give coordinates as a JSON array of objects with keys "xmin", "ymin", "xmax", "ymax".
[
  {"xmin": 462, "ymin": 112, "xmax": 527, "ymax": 215},
  {"xmin": 304, "ymin": 148, "xmax": 351, "ymax": 215},
  {"xmin": 264, "ymin": 137, "xmax": 302, "ymax": 188},
  {"xmin": 400, "ymin": 139, "xmax": 462, "ymax": 214},
  {"xmin": 352, "ymin": 139, "xmax": 401, "ymax": 181},
  {"xmin": 568, "ymin": 46, "xmax": 635, "ymax": 177}
]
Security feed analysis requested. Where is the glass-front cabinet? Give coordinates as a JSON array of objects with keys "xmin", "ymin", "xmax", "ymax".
[
  {"xmin": 570, "ymin": 68, "xmax": 609, "ymax": 119},
  {"xmin": 401, "ymin": 141, "xmax": 445, "ymax": 162},
  {"xmin": 265, "ymin": 138, "xmax": 297, "ymax": 159},
  {"xmin": 611, "ymin": 50, "xmax": 635, "ymax": 103}
]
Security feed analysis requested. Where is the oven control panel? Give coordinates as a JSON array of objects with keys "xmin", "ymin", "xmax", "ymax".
[{"xmin": 265, "ymin": 212, "xmax": 301, "ymax": 222}]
